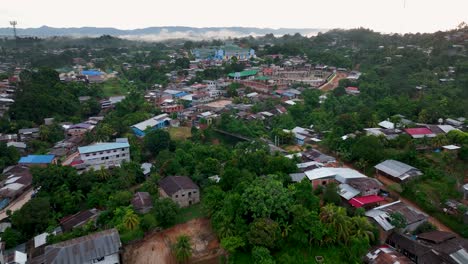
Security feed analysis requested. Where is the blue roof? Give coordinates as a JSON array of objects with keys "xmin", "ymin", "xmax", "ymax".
[
  {"xmin": 19, "ymin": 155, "xmax": 55, "ymax": 164},
  {"xmin": 82, "ymin": 70, "xmax": 103, "ymax": 76},
  {"xmin": 78, "ymin": 142, "xmax": 130, "ymax": 154},
  {"xmin": 174, "ymin": 91, "xmax": 188, "ymax": 98}
]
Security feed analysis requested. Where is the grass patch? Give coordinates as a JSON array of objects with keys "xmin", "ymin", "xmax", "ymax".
[
  {"xmin": 175, "ymin": 203, "xmax": 206, "ymax": 224},
  {"xmin": 102, "ymin": 79, "xmax": 128, "ymax": 97},
  {"xmin": 168, "ymin": 127, "xmax": 192, "ymax": 141}
]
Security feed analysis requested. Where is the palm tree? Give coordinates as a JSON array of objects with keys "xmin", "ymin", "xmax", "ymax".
[
  {"xmin": 319, "ymin": 204, "xmax": 352, "ymax": 244},
  {"xmin": 172, "ymin": 235, "xmax": 192, "ymax": 263},
  {"xmin": 350, "ymin": 216, "xmax": 375, "ymax": 242},
  {"xmin": 97, "ymin": 166, "xmax": 111, "ymax": 181},
  {"xmin": 123, "ymin": 209, "xmax": 140, "ymax": 230},
  {"xmin": 431, "ymin": 134, "xmax": 448, "ymax": 149}
]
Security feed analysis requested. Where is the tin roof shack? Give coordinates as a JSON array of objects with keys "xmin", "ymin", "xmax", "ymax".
[
  {"xmin": 375, "ymin": 160, "xmax": 423, "ymax": 182},
  {"xmin": 0, "ymin": 165, "xmax": 32, "ymax": 207},
  {"xmin": 159, "ymin": 176, "xmax": 200, "ymax": 208},
  {"xmin": 365, "ymin": 201, "xmax": 428, "ymax": 242},
  {"xmin": 59, "ymin": 208, "xmax": 100, "ymax": 233},
  {"xmin": 42, "ymin": 229, "xmax": 121, "ymax": 264},
  {"xmin": 131, "ymin": 192, "xmax": 153, "ymax": 214},
  {"xmin": 386, "ymin": 231, "xmax": 468, "ymax": 264}
]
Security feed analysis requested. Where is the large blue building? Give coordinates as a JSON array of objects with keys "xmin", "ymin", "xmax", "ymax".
[{"xmin": 193, "ymin": 45, "xmax": 255, "ymax": 61}]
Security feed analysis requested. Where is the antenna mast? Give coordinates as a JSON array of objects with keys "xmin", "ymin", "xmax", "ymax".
[{"xmin": 9, "ymin": 21, "xmax": 17, "ymax": 39}]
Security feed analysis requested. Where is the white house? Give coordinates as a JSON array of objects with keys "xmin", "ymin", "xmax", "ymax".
[{"xmin": 78, "ymin": 138, "xmax": 130, "ymax": 170}]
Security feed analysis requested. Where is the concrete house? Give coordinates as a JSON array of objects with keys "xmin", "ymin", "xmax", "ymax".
[
  {"xmin": 159, "ymin": 176, "xmax": 200, "ymax": 207},
  {"xmin": 78, "ymin": 138, "xmax": 130, "ymax": 170}
]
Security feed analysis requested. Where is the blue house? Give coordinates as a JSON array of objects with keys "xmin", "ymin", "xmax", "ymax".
[
  {"xmin": 131, "ymin": 114, "xmax": 172, "ymax": 137},
  {"xmin": 19, "ymin": 155, "xmax": 56, "ymax": 166}
]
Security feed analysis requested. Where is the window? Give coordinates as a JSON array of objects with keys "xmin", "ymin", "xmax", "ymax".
[
  {"xmin": 93, "ymin": 153, "xmax": 96, "ymax": 156},
  {"xmin": 322, "ymin": 181, "xmax": 327, "ymax": 185},
  {"xmin": 101, "ymin": 157, "xmax": 105, "ymax": 160},
  {"xmin": 107, "ymin": 151, "xmax": 110, "ymax": 153},
  {"xmin": 122, "ymin": 154, "xmax": 125, "ymax": 157},
  {"xmin": 193, "ymin": 191, "xmax": 197, "ymax": 193},
  {"xmin": 175, "ymin": 195, "xmax": 178, "ymax": 198},
  {"xmin": 188, "ymin": 192, "xmax": 192, "ymax": 197},
  {"xmin": 100, "ymin": 152, "xmax": 103, "ymax": 155},
  {"xmin": 85, "ymin": 154, "xmax": 90, "ymax": 157},
  {"xmin": 116, "ymin": 155, "xmax": 120, "ymax": 158},
  {"xmin": 122, "ymin": 148, "xmax": 124, "ymax": 151},
  {"xmin": 113, "ymin": 150, "xmax": 117, "ymax": 152},
  {"xmin": 106, "ymin": 157, "xmax": 109, "ymax": 160}
]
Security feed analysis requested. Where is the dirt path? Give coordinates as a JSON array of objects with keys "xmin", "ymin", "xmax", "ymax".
[
  {"xmin": 122, "ymin": 218, "xmax": 222, "ymax": 264},
  {"xmin": 0, "ymin": 188, "xmax": 33, "ymax": 221},
  {"xmin": 319, "ymin": 72, "xmax": 348, "ymax": 91}
]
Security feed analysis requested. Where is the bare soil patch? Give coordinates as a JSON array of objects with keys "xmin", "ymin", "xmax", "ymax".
[{"xmin": 122, "ymin": 218, "xmax": 223, "ymax": 264}]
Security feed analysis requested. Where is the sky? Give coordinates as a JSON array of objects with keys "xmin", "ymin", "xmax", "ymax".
[{"xmin": 1, "ymin": 0, "xmax": 467, "ymax": 33}]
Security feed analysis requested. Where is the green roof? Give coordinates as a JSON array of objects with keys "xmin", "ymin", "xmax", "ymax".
[
  {"xmin": 228, "ymin": 70, "xmax": 258, "ymax": 78},
  {"xmin": 255, "ymin": 76, "xmax": 269, "ymax": 81}
]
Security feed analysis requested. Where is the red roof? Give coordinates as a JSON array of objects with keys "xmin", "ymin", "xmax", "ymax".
[
  {"xmin": 349, "ymin": 195, "xmax": 385, "ymax": 208},
  {"xmin": 404, "ymin": 127, "xmax": 433, "ymax": 135},
  {"xmin": 346, "ymin": 86, "xmax": 359, "ymax": 91}
]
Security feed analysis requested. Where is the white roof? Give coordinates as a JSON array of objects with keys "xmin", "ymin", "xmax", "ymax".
[
  {"xmin": 34, "ymin": 232, "xmax": 49, "ymax": 248},
  {"xmin": 163, "ymin": 99, "xmax": 174, "ymax": 103},
  {"xmin": 438, "ymin": 125, "xmax": 457, "ymax": 134},
  {"xmin": 1, "ymin": 183, "xmax": 24, "ymax": 191},
  {"xmin": 246, "ymin": 92, "xmax": 258, "ymax": 98},
  {"xmin": 284, "ymin": 100, "xmax": 296, "ymax": 105},
  {"xmin": 132, "ymin": 114, "xmax": 170, "ymax": 131},
  {"xmin": 180, "ymin": 94, "xmax": 192, "ymax": 101},
  {"xmin": 163, "ymin": 89, "xmax": 182, "ymax": 95},
  {"xmin": 285, "ymin": 153, "xmax": 302, "ymax": 159},
  {"xmin": 378, "ymin": 120, "xmax": 395, "ymax": 129},
  {"xmin": 260, "ymin": 111, "xmax": 274, "ymax": 117},
  {"xmin": 200, "ymin": 111, "xmax": 213, "ymax": 117},
  {"xmin": 297, "ymin": 161, "xmax": 323, "ymax": 169},
  {"xmin": 304, "ymin": 168, "xmax": 367, "ymax": 182},
  {"xmin": 338, "ymin": 183, "xmax": 360, "ymax": 200},
  {"xmin": 5, "ymin": 176, "xmax": 20, "ymax": 184},
  {"xmin": 442, "ymin": 145, "xmax": 461, "ymax": 150}
]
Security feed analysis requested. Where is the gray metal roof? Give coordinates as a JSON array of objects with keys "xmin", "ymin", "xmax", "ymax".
[
  {"xmin": 289, "ymin": 173, "xmax": 306, "ymax": 183},
  {"xmin": 44, "ymin": 229, "xmax": 120, "ymax": 264},
  {"xmin": 375, "ymin": 160, "xmax": 422, "ymax": 180}
]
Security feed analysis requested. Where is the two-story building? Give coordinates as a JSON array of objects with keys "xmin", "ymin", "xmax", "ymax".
[
  {"xmin": 78, "ymin": 138, "xmax": 130, "ymax": 170},
  {"xmin": 159, "ymin": 176, "xmax": 200, "ymax": 207}
]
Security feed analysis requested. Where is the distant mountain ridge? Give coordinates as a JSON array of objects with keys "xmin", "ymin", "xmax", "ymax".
[{"xmin": 0, "ymin": 26, "xmax": 326, "ymax": 40}]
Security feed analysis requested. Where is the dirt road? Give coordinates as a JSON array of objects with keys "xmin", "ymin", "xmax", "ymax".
[
  {"xmin": 0, "ymin": 188, "xmax": 33, "ymax": 221},
  {"xmin": 319, "ymin": 72, "xmax": 348, "ymax": 91},
  {"xmin": 122, "ymin": 218, "xmax": 222, "ymax": 264}
]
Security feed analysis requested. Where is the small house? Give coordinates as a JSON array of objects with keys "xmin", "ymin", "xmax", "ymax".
[{"xmin": 375, "ymin": 160, "xmax": 423, "ymax": 182}]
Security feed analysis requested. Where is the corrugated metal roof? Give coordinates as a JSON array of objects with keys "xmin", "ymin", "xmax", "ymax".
[
  {"xmin": 131, "ymin": 114, "xmax": 170, "ymax": 131},
  {"xmin": 290, "ymin": 173, "xmax": 306, "ymax": 183},
  {"xmin": 19, "ymin": 155, "xmax": 55, "ymax": 164},
  {"xmin": 78, "ymin": 142, "xmax": 129, "ymax": 154},
  {"xmin": 338, "ymin": 184, "xmax": 360, "ymax": 200},
  {"xmin": 375, "ymin": 160, "xmax": 422, "ymax": 179},
  {"xmin": 45, "ymin": 229, "xmax": 120, "ymax": 264}
]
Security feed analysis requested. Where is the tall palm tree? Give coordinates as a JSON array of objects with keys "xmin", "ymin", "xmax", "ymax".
[
  {"xmin": 172, "ymin": 235, "xmax": 192, "ymax": 263},
  {"xmin": 350, "ymin": 216, "xmax": 375, "ymax": 243},
  {"xmin": 319, "ymin": 204, "xmax": 352, "ymax": 244},
  {"xmin": 123, "ymin": 209, "xmax": 140, "ymax": 230}
]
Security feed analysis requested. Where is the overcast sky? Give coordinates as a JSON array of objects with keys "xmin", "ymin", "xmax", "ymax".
[{"xmin": 1, "ymin": 0, "xmax": 467, "ymax": 33}]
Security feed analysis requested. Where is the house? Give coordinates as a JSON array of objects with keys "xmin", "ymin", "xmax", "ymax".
[
  {"xmin": 304, "ymin": 167, "xmax": 367, "ymax": 189},
  {"xmin": 347, "ymin": 177, "xmax": 383, "ymax": 196},
  {"xmin": 18, "ymin": 128, "xmax": 40, "ymax": 141},
  {"xmin": 66, "ymin": 123, "xmax": 94, "ymax": 137},
  {"xmin": 364, "ymin": 246, "xmax": 412, "ymax": 264},
  {"xmin": 283, "ymin": 127, "xmax": 314, "ymax": 145},
  {"xmin": 78, "ymin": 138, "xmax": 130, "ymax": 170},
  {"xmin": 365, "ymin": 201, "xmax": 428, "ymax": 240},
  {"xmin": 378, "ymin": 121, "xmax": 395, "ymax": 130},
  {"xmin": 375, "ymin": 160, "xmax": 423, "ymax": 182},
  {"xmin": 131, "ymin": 192, "xmax": 153, "ymax": 214},
  {"xmin": 0, "ymin": 165, "xmax": 32, "ymax": 203},
  {"xmin": 131, "ymin": 114, "xmax": 172, "ymax": 137},
  {"xmin": 386, "ymin": 231, "xmax": 468, "ymax": 264},
  {"xmin": 18, "ymin": 155, "xmax": 56, "ymax": 167},
  {"xmin": 345, "ymin": 86, "xmax": 360, "ymax": 95},
  {"xmin": 301, "ymin": 149, "xmax": 336, "ymax": 164},
  {"xmin": 349, "ymin": 195, "xmax": 385, "ymax": 209},
  {"xmin": 42, "ymin": 229, "xmax": 121, "ymax": 264},
  {"xmin": 159, "ymin": 176, "xmax": 200, "ymax": 207},
  {"xmin": 404, "ymin": 128, "xmax": 436, "ymax": 139},
  {"xmin": 339, "ymin": 177, "xmax": 384, "ymax": 208},
  {"xmin": 59, "ymin": 208, "xmax": 100, "ymax": 232}
]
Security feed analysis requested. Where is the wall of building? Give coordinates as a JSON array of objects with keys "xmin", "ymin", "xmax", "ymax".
[
  {"xmin": 159, "ymin": 188, "xmax": 200, "ymax": 208},
  {"xmin": 80, "ymin": 147, "xmax": 130, "ymax": 169}
]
